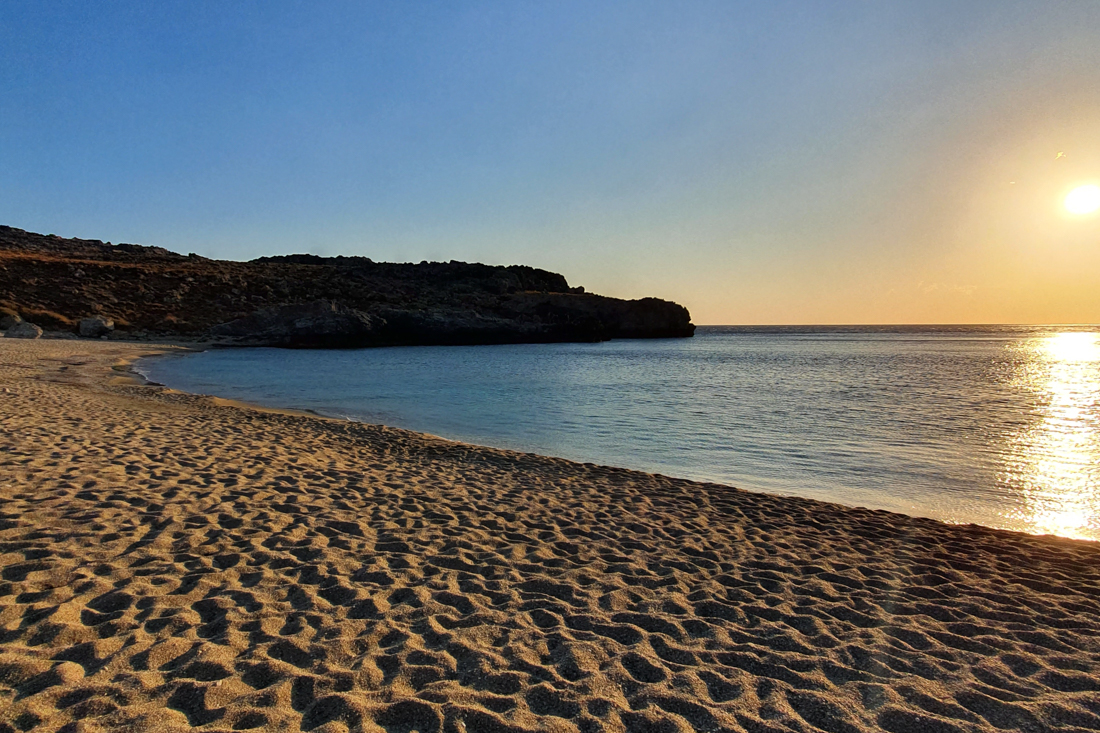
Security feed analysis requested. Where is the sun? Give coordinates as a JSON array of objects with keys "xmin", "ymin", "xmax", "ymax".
[{"xmin": 1064, "ymin": 184, "xmax": 1100, "ymax": 215}]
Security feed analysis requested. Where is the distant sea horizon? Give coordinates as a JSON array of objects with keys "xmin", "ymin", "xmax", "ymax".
[
  {"xmin": 140, "ymin": 324, "xmax": 1100, "ymax": 541},
  {"xmin": 693, "ymin": 323, "xmax": 1100, "ymax": 329}
]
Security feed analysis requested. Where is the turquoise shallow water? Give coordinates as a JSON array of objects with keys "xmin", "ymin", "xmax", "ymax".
[{"xmin": 139, "ymin": 325, "xmax": 1100, "ymax": 540}]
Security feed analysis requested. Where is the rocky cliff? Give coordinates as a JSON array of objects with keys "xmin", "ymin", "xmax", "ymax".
[{"xmin": 0, "ymin": 226, "xmax": 694, "ymax": 347}]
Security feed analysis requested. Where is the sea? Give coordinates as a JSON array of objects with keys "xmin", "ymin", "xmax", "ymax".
[{"xmin": 138, "ymin": 325, "xmax": 1100, "ymax": 542}]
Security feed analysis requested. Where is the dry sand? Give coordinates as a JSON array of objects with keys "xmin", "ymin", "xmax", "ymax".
[{"xmin": 1, "ymin": 339, "xmax": 1099, "ymax": 733}]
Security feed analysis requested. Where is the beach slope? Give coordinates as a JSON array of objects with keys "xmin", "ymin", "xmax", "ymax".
[{"xmin": 1, "ymin": 340, "xmax": 1098, "ymax": 732}]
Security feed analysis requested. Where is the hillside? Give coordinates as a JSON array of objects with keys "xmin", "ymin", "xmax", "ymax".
[{"xmin": 0, "ymin": 226, "xmax": 694, "ymax": 346}]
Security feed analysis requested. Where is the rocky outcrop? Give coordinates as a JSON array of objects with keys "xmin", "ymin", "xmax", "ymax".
[
  {"xmin": 503, "ymin": 293, "xmax": 694, "ymax": 340},
  {"xmin": 210, "ymin": 301, "xmax": 381, "ymax": 348},
  {"xmin": 78, "ymin": 316, "xmax": 114, "ymax": 338},
  {"xmin": 4, "ymin": 321, "xmax": 42, "ymax": 339},
  {"xmin": 0, "ymin": 225, "xmax": 695, "ymax": 347},
  {"xmin": 209, "ymin": 297, "xmax": 694, "ymax": 348},
  {"xmin": 210, "ymin": 301, "xmax": 617, "ymax": 348},
  {"xmin": 0, "ymin": 313, "xmax": 21, "ymax": 331}
]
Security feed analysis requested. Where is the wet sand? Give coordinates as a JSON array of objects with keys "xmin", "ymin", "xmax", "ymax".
[{"xmin": 1, "ymin": 339, "xmax": 1099, "ymax": 732}]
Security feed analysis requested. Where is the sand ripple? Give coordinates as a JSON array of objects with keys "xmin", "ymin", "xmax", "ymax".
[{"xmin": 1, "ymin": 340, "xmax": 1099, "ymax": 732}]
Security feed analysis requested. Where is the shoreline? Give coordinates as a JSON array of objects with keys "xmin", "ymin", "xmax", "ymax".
[
  {"xmin": 130, "ymin": 345, "xmax": 1095, "ymax": 547},
  {"xmin": 1, "ymin": 338, "xmax": 1099, "ymax": 732},
  {"xmin": 134, "ymin": 338, "xmax": 1098, "ymax": 545}
]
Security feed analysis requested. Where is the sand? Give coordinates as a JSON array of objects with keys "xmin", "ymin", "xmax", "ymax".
[{"xmin": 1, "ymin": 339, "xmax": 1098, "ymax": 733}]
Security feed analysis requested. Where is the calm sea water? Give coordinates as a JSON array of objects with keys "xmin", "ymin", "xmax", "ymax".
[{"xmin": 139, "ymin": 326, "xmax": 1100, "ymax": 541}]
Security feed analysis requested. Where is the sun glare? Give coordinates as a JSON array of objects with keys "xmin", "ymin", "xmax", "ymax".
[
  {"xmin": 1064, "ymin": 184, "xmax": 1100, "ymax": 215},
  {"xmin": 1002, "ymin": 332, "xmax": 1100, "ymax": 540}
]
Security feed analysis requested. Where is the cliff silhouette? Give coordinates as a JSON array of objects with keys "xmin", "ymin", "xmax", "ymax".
[{"xmin": 0, "ymin": 226, "xmax": 694, "ymax": 347}]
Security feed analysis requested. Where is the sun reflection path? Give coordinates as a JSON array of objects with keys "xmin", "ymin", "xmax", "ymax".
[{"xmin": 1000, "ymin": 332, "xmax": 1100, "ymax": 540}]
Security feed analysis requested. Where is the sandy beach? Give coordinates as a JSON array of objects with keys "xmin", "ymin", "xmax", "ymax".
[{"xmin": 1, "ymin": 339, "xmax": 1098, "ymax": 733}]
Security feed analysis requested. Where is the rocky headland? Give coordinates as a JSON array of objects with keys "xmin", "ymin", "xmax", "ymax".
[{"xmin": 0, "ymin": 225, "xmax": 694, "ymax": 347}]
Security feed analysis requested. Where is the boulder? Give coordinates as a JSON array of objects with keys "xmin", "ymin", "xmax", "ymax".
[
  {"xmin": 79, "ymin": 316, "xmax": 115, "ymax": 338},
  {"xmin": 0, "ymin": 313, "xmax": 20, "ymax": 331},
  {"xmin": 210, "ymin": 300, "xmax": 383, "ymax": 348},
  {"xmin": 79, "ymin": 316, "xmax": 114, "ymax": 338},
  {"xmin": 4, "ymin": 321, "xmax": 43, "ymax": 339}
]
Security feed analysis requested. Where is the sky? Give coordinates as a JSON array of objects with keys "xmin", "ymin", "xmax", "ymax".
[{"xmin": 2, "ymin": 1, "xmax": 1099, "ymax": 325}]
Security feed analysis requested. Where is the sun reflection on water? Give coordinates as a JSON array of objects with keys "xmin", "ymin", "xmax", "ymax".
[{"xmin": 1001, "ymin": 332, "xmax": 1100, "ymax": 539}]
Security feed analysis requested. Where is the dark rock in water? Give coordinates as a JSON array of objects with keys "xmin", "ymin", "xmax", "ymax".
[
  {"xmin": 78, "ymin": 316, "xmax": 115, "ymax": 338},
  {"xmin": 0, "ymin": 313, "xmax": 21, "ymax": 331},
  {"xmin": 211, "ymin": 301, "xmax": 382, "ymax": 348},
  {"xmin": 4, "ymin": 321, "xmax": 42, "ymax": 339}
]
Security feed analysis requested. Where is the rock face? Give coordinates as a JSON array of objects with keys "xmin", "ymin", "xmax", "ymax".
[
  {"xmin": 208, "ymin": 299, "xmax": 678, "ymax": 348},
  {"xmin": 78, "ymin": 316, "xmax": 115, "ymax": 338},
  {"xmin": 502, "ymin": 294, "xmax": 695, "ymax": 340},
  {"xmin": 0, "ymin": 225, "xmax": 695, "ymax": 347},
  {"xmin": 210, "ymin": 301, "xmax": 381, "ymax": 348},
  {"xmin": 0, "ymin": 313, "xmax": 21, "ymax": 331},
  {"xmin": 4, "ymin": 321, "xmax": 42, "ymax": 339}
]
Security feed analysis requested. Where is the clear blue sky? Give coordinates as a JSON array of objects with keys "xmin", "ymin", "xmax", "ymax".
[{"xmin": 3, "ymin": 1, "xmax": 1099, "ymax": 323}]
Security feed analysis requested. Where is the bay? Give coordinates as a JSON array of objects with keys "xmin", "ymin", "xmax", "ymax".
[{"xmin": 139, "ymin": 325, "xmax": 1100, "ymax": 540}]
